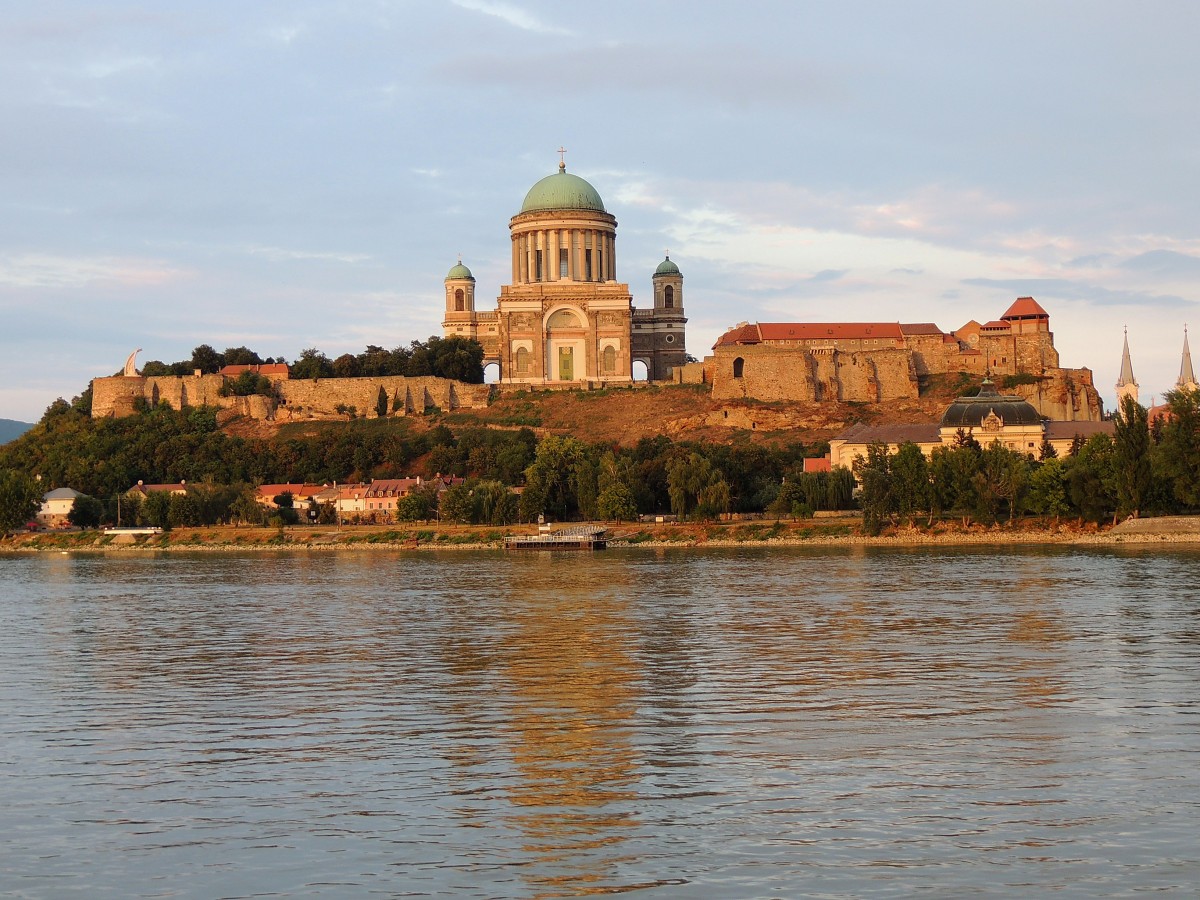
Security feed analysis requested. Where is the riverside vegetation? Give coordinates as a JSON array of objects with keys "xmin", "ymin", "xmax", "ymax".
[{"xmin": 3, "ymin": 336, "xmax": 1200, "ymax": 538}]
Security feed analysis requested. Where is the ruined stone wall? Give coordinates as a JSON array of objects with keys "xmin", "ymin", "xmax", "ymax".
[
  {"xmin": 1009, "ymin": 368, "xmax": 1102, "ymax": 421},
  {"xmin": 671, "ymin": 361, "xmax": 708, "ymax": 385},
  {"xmin": 92, "ymin": 374, "xmax": 491, "ymax": 421},
  {"xmin": 709, "ymin": 326, "xmax": 1088, "ymax": 414},
  {"xmin": 91, "ymin": 374, "xmax": 226, "ymax": 417},
  {"xmin": 710, "ymin": 346, "xmax": 917, "ymax": 402},
  {"xmin": 275, "ymin": 376, "xmax": 490, "ymax": 421}
]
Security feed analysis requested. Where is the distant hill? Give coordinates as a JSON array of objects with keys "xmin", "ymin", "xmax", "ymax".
[{"xmin": 0, "ymin": 419, "xmax": 33, "ymax": 444}]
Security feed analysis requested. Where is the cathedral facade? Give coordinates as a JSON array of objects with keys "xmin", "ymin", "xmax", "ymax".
[{"xmin": 442, "ymin": 160, "xmax": 687, "ymax": 385}]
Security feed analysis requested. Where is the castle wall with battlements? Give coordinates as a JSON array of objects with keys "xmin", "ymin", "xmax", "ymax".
[
  {"xmin": 710, "ymin": 330, "xmax": 1101, "ymax": 421},
  {"xmin": 91, "ymin": 374, "xmax": 492, "ymax": 421}
]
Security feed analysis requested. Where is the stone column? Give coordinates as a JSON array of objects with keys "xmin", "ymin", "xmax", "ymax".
[
  {"xmin": 547, "ymin": 229, "xmax": 557, "ymax": 282},
  {"xmin": 512, "ymin": 236, "xmax": 519, "ymax": 283}
]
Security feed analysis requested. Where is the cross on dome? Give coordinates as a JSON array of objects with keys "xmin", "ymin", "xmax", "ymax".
[{"xmin": 557, "ymin": 146, "xmax": 567, "ymax": 171}]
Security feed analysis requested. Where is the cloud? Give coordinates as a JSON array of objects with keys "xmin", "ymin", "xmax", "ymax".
[
  {"xmin": 449, "ymin": 0, "xmax": 573, "ymax": 35},
  {"xmin": 435, "ymin": 43, "xmax": 839, "ymax": 108},
  {"xmin": 0, "ymin": 254, "xmax": 189, "ymax": 289},
  {"xmin": 962, "ymin": 277, "xmax": 1194, "ymax": 309},
  {"xmin": 1120, "ymin": 249, "xmax": 1200, "ymax": 278},
  {"xmin": 243, "ymin": 246, "xmax": 372, "ymax": 264}
]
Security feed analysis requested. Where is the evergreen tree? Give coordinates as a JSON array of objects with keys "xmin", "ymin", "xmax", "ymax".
[
  {"xmin": 1155, "ymin": 388, "xmax": 1200, "ymax": 509},
  {"xmin": 1067, "ymin": 434, "xmax": 1116, "ymax": 524},
  {"xmin": 856, "ymin": 442, "xmax": 893, "ymax": 535},
  {"xmin": 890, "ymin": 441, "xmax": 931, "ymax": 525},
  {"xmin": 1112, "ymin": 395, "xmax": 1151, "ymax": 518}
]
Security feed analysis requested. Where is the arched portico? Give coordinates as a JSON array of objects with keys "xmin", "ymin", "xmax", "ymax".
[{"xmin": 544, "ymin": 306, "xmax": 587, "ymax": 382}]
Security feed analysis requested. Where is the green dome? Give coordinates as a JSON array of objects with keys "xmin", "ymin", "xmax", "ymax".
[
  {"xmin": 445, "ymin": 261, "xmax": 474, "ymax": 281},
  {"xmin": 519, "ymin": 164, "xmax": 606, "ymax": 214},
  {"xmin": 941, "ymin": 381, "xmax": 1043, "ymax": 428},
  {"xmin": 654, "ymin": 255, "xmax": 681, "ymax": 276}
]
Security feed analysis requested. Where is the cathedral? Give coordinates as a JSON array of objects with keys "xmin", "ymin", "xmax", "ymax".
[{"xmin": 441, "ymin": 158, "xmax": 687, "ymax": 385}]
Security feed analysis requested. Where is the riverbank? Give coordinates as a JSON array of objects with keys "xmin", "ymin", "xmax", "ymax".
[{"xmin": 5, "ymin": 516, "xmax": 1200, "ymax": 553}]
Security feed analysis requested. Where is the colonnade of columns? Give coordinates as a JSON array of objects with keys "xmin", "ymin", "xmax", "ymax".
[{"xmin": 511, "ymin": 228, "xmax": 616, "ymax": 284}]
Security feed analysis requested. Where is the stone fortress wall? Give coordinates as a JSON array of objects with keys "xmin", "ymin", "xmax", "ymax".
[
  {"xmin": 91, "ymin": 373, "xmax": 492, "ymax": 421},
  {"xmin": 707, "ymin": 298, "xmax": 1104, "ymax": 421}
]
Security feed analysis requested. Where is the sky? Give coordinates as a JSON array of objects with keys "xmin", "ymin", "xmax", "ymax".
[{"xmin": 2, "ymin": 1, "xmax": 1199, "ymax": 422}]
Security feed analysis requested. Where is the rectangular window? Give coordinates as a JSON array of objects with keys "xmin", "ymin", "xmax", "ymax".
[
  {"xmin": 560, "ymin": 248, "xmax": 568, "ymax": 278},
  {"xmin": 584, "ymin": 250, "xmax": 593, "ymax": 281},
  {"xmin": 535, "ymin": 250, "xmax": 543, "ymax": 281}
]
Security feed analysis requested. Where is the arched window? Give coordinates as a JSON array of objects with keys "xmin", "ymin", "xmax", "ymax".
[
  {"xmin": 546, "ymin": 308, "xmax": 583, "ymax": 329},
  {"xmin": 454, "ymin": 289, "xmax": 464, "ymax": 312},
  {"xmin": 515, "ymin": 347, "xmax": 530, "ymax": 374},
  {"xmin": 733, "ymin": 357, "xmax": 745, "ymax": 379},
  {"xmin": 664, "ymin": 286, "xmax": 674, "ymax": 309},
  {"xmin": 602, "ymin": 345, "xmax": 617, "ymax": 374}
]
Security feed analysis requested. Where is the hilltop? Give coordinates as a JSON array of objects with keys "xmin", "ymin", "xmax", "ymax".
[
  {"xmin": 225, "ymin": 377, "xmax": 976, "ymax": 448},
  {"xmin": 0, "ymin": 419, "xmax": 32, "ymax": 444}
]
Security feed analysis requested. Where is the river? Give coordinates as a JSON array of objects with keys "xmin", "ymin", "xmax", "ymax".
[{"xmin": 2, "ymin": 546, "xmax": 1199, "ymax": 897}]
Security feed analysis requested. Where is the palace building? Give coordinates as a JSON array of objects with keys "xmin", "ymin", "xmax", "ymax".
[{"xmin": 442, "ymin": 158, "xmax": 687, "ymax": 385}]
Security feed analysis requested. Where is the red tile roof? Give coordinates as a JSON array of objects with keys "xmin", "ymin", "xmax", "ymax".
[
  {"xmin": 364, "ymin": 478, "xmax": 423, "ymax": 497},
  {"xmin": 128, "ymin": 482, "xmax": 189, "ymax": 494},
  {"xmin": 220, "ymin": 363, "xmax": 290, "ymax": 377},
  {"xmin": 834, "ymin": 423, "xmax": 942, "ymax": 444},
  {"xmin": 1044, "ymin": 421, "xmax": 1115, "ymax": 440},
  {"xmin": 981, "ymin": 320, "xmax": 1011, "ymax": 330},
  {"xmin": 802, "ymin": 457, "xmax": 832, "ymax": 473},
  {"xmin": 898, "ymin": 323, "xmax": 945, "ymax": 336},
  {"xmin": 716, "ymin": 322, "xmax": 905, "ymax": 346},
  {"xmin": 256, "ymin": 483, "xmax": 324, "ymax": 500},
  {"xmin": 1001, "ymin": 296, "xmax": 1049, "ymax": 320}
]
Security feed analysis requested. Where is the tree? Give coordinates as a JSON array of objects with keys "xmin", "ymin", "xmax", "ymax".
[
  {"xmin": 439, "ymin": 483, "xmax": 475, "ymax": 524},
  {"xmin": 168, "ymin": 492, "xmax": 201, "ymax": 528},
  {"xmin": 973, "ymin": 441, "xmax": 1030, "ymax": 524},
  {"xmin": 1112, "ymin": 395, "xmax": 1151, "ymax": 519},
  {"xmin": 856, "ymin": 442, "xmax": 893, "ymax": 534},
  {"xmin": 1067, "ymin": 434, "xmax": 1115, "ymax": 524},
  {"xmin": 331, "ymin": 354, "xmax": 360, "ymax": 378},
  {"xmin": 667, "ymin": 451, "xmax": 728, "ymax": 520},
  {"xmin": 190, "ymin": 344, "xmax": 224, "ymax": 374},
  {"xmin": 520, "ymin": 435, "xmax": 588, "ymax": 520},
  {"xmin": 142, "ymin": 490, "xmax": 172, "ymax": 530},
  {"xmin": 222, "ymin": 346, "xmax": 263, "ymax": 367},
  {"xmin": 291, "ymin": 348, "xmax": 333, "ymax": 380},
  {"xmin": 1027, "ymin": 457, "xmax": 1071, "ymax": 522},
  {"xmin": 890, "ymin": 442, "xmax": 931, "ymax": 524},
  {"xmin": 396, "ymin": 487, "xmax": 437, "ymax": 522},
  {"xmin": 473, "ymin": 480, "xmax": 516, "ymax": 525},
  {"xmin": 1155, "ymin": 388, "xmax": 1200, "ymax": 509},
  {"xmin": 0, "ymin": 470, "xmax": 41, "ymax": 535},
  {"xmin": 429, "ymin": 336, "xmax": 485, "ymax": 383},
  {"xmin": 230, "ymin": 489, "xmax": 266, "ymax": 526},
  {"xmin": 930, "ymin": 443, "xmax": 981, "ymax": 526},
  {"xmin": 68, "ymin": 494, "xmax": 105, "ymax": 529},
  {"xmin": 375, "ymin": 386, "xmax": 389, "ymax": 418},
  {"xmin": 597, "ymin": 481, "xmax": 638, "ymax": 521}
]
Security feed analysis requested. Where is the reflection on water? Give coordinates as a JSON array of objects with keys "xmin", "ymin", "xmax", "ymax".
[{"xmin": 2, "ymin": 546, "xmax": 1200, "ymax": 896}]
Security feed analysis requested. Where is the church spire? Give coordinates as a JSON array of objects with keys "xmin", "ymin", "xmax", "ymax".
[
  {"xmin": 1117, "ymin": 328, "xmax": 1136, "ymax": 386},
  {"xmin": 1178, "ymin": 326, "xmax": 1197, "ymax": 391},
  {"xmin": 1116, "ymin": 327, "xmax": 1139, "ymax": 407}
]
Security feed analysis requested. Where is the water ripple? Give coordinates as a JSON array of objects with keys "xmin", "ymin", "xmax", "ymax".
[{"xmin": 2, "ymin": 546, "xmax": 1200, "ymax": 896}]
